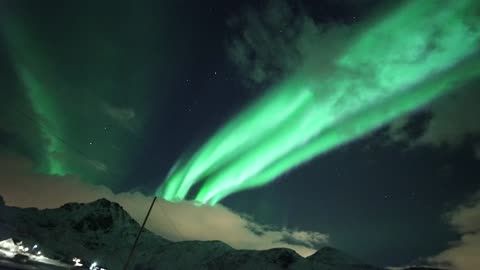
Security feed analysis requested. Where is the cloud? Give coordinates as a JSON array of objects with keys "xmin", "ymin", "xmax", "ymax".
[
  {"xmin": 229, "ymin": 0, "xmax": 480, "ymax": 151},
  {"xmin": 387, "ymin": 82, "xmax": 480, "ymax": 149},
  {"xmin": 227, "ymin": 0, "xmax": 297, "ymax": 86},
  {"xmin": 50, "ymin": 151, "xmax": 109, "ymax": 174},
  {"xmin": 418, "ymin": 86, "xmax": 480, "ymax": 146},
  {"xmin": 473, "ymin": 144, "xmax": 480, "ymax": 160},
  {"xmin": 227, "ymin": 0, "xmax": 350, "ymax": 89},
  {"xmin": 0, "ymin": 153, "xmax": 328, "ymax": 257},
  {"xmin": 429, "ymin": 191, "xmax": 480, "ymax": 270},
  {"xmin": 279, "ymin": 230, "xmax": 329, "ymax": 249},
  {"xmin": 86, "ymin": 159, "xmax": 109, "ymax": 172},
  {"xmin": 385, "ymin": 267, "xmax": 421, "ymax": 270},
  {"xmin": 103, "ymin": 103, "xmax": 138, "ymax": 132}
]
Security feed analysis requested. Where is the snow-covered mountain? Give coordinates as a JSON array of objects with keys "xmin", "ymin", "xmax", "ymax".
[{"xmin": 0, "ymin": 195, "xmax": 385, "ymax": 269}]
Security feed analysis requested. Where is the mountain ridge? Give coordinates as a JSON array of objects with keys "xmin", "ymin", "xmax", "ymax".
[{"xmin": 0, "ymin": 195, "xmax": 442, "ymax": 270}]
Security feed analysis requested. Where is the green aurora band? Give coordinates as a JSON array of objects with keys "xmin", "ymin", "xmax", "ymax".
[
  {"xmin": 2, "ymin": 19, "xmax": 68, "ymax": 175},
  {"xmin": 158, "ymin": 0, "xmax": 480, "ymax": 205}
]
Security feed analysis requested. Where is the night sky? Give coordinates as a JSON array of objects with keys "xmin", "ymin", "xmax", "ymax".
[{"xmin": 1, "ymin": 0, "xmax": 479, "ymax": 268}]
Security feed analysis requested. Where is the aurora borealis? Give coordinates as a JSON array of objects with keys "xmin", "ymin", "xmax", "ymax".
[
  {"xmin": 0, "ymin": 2, "xmax": 184, "ymax": 185},
  {"xmin": 158, "ymin": 0, "xmax": 480, "ymax": 204},
  {"xmin": 1, "ymin": 0, "xmax": 480, "ymax": 267}
]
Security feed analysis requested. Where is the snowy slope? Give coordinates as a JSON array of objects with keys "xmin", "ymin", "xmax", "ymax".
[
  {"xmin": 0, "ymin": 197, "xmax": 170, "ymax": 269},
  {"xmin": 0, "ymin": 196, "xmax": 384, "ymax": 270},
  {"xmin": 306, "ymin": 247, "xmax": 382, "ymax": 270}
]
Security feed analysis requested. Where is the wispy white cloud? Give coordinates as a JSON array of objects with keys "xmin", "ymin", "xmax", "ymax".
[
  {"xmin": 385, "ymin": 265, "xmax": 440, "ymax": 270},
  {"xmin": 474, "ymin": 144, "xmax": 480, "ymax": 160},
  {"xmin": 0, "ymin": 153, "xmax": 328, "ymax": 257},
  {"xmin": 388, "ymin": 84, "xmax": 480, "ymax": 149},
  {"xmin": 429, "ymin": 191, "xmax": 480, "ymax": 270},
  {"xmin": 103, "ymin": 103, "xmax": 138, "ymax": 132}
]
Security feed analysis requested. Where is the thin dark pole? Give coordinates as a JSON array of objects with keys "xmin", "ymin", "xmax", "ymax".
[{"xmin": 123, "ymin": 196, "xmax": 157, "ymax": 270}]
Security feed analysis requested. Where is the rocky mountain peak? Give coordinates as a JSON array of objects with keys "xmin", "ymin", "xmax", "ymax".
[
  {"xmin": 260, "ymin": 248, "xmax": 301, "ymax": 267},
  {"xmin": 90, "ymin": 198, "xmax": 122, "ymax": 208},
  {"xmin": 0, "ymin": 197, "xmax": 385, "ymax": 269},
  {"xmin": 61, "ymin": 198, "xmax": 122, "ymax": 211},
  {"xmin": 59, "ymin": 199, "xmax": 137, "ymax": 233},
  {"xmin": 309, "ymin": 246, "xmax": 364, "ymax": 265}
]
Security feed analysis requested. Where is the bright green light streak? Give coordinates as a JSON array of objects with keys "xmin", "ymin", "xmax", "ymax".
[
  {"xmin": 160, "ymin": 82, "xmax": 315, "ymax": 200},
  {"xmin": 204, "ymin": 57, "xmax": 480, "ymax": 205},
  {"xmin": 2, "ymin": 18, "xmax": 67, "ymax": 175},
  {"xmin": 17, "ymin": 68, "xmax": 67, "ymax": 175},
  {"xmin": 158, "ymin": 0, "xmax": 480, "ymax": 204}
]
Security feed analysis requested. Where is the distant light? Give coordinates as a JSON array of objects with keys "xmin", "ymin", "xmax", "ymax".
[
  {"xmin": 73, "ymin": 257, "xmax": 83, "ymax": 266},
  {"xmin": 33, "ymin": 244, "xmax": 38, "ymax": 249},
  {"xmin": 90, "ymin": 262, "xmax": 98, "ymax": 270},
  {"xmin": 37, "ymin": 251, "xmax": 41, "ymax": 255},
  {"xmin": 24, "ymin": 247, "xmax": 29, "ymax": 252}
]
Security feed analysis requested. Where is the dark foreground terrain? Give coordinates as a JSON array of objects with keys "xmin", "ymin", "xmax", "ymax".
[{"xmin": 0, "ymin": 196, "xmax": 445, "ymax": 270}]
